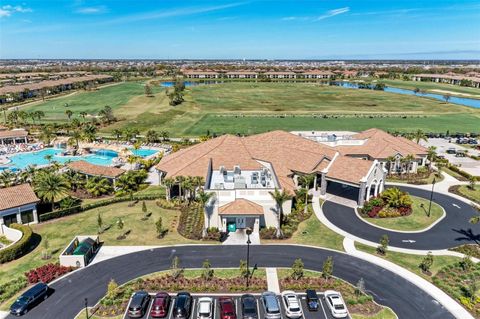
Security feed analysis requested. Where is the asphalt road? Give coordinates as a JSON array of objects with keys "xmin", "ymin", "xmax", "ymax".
[
  {"xmin": 323, "ymin": 185, "xmax": 480, "ymax": 250},
  {"xmin": 7, "ymin": 245, "xmax": 453, "ymax": 319}
]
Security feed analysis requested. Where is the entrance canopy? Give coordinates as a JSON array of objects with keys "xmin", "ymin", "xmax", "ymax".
[{"xmin": 218, "ymin": 199, "xmax": 264, "ymax": 216}]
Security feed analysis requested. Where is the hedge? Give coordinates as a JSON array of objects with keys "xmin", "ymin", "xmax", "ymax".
[
  {"xmin": 0, "ymin": 223, "xmax": 34, "ymax": 264},
  {"xmin": 447, "ymin": 164, "xmax": 477, "ymax": 181},
  {"xmin": 39, "ymin": 194, "xmax": 165, "ymax": 222}
]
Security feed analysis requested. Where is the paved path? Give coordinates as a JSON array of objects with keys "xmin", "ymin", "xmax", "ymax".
[
  {"xmin": 343, "ymin": 238, "xmax": 472, "ymax": 319},
  {"xmin": 6, "ymin": 245, "xmax": 454, "ymax": 319},
  {"xmin": 322, "ymin": 185, "xmax": 480, "ymax": 251},
  {"xmin": 266, "ymin": 268, "xmax": 280, "ymax": 293}
]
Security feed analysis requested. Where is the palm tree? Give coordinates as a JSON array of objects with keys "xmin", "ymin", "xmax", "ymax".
[
  {"xmin": 68, "ymin": 130, "xmax": 83, "ymax": 149},
  {"xmin": 145, "ymin": 130, "xmax": 159, "ymax": 143},
  {"xmin": 79, "ymin": 112, "xmax": 88, "ymax": 121},
  {"xmin": 411, "ymin": 129, "xmax": 427, "ymax": 144},
  {"xmin": 469, "ymin": 205, "xmax": 480, "ymax": 225},
  {"xmin": 112, "ymin": 129, "xmax": 122, "ymax": 142},
  {"xmin": 298, "ymin": 174, "xmax": 315, "ymax": 212},
  {"xmin": 427, "ymin": 146, "xmax": 437, "ymax": 168},
  {"xmin": 82, "ymin": 124, "xmax": 97, "ymax": 143},
  {"xmin": 175, "ymin": 176, "xmax": 186, "ymax": 200},
  {"xmin": 181, "ymin": 176, "xmax": 194, "ymax": 202},
  {"xmin": 468, "ymin": 176, "xmax": 477, "ymax": 190},
  {"xmin": 44, "ymin": 154, "xmax": 53, "ymax": 163},
  {"xmin": 85, "ymin": 177, "xmax": 113, "ymax": 197},
  {"xmin": 381, "ymin": 187, "xmax": 412, "ymax": 208},
  {"xmin": 19, "ymin": 165, "xmax": 37, "ymax": 184},
  {"xmin": 40, "ymin": 126, "xmax": 55, "ymax": 146},
  {"xmin": 385, "ymin": 156, "xmax": 396, "ymax": 174},
  {"xmin": 197, "ymin": 190, "xmax": 215, "ymax": 228},
  {"xmin": 160, "ymin": 131, "xmax": 169, "ymax": 141},
  {"xmin": 33, "ymin": 171, "xmax": 70, "ymax": 211},
  {"xmin": 65, "ymin": 109, "xmax": 73, "ymax": 122},
  {"xmin": 268, "ymin": 188, "xmax": 293, "ymax": 238},
  {"xmin": 0, "ymin": 169, "xmax": 17, "ymax": 188},
  {"xmin": 163, "ymin": 177, "xmax": 175, "ymax": 200}
]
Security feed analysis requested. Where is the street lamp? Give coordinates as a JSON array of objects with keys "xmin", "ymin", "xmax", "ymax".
[
  {"xmin": 246, "ymin": 227, "xmax": 252, "ymax": 288},
  {"xmin": 428, "ymin": 177, "xmax": 436, "ymax": 217},
  {"xmin": 84, "ymin": 298, "xmax": 89, "ymax": 319}
]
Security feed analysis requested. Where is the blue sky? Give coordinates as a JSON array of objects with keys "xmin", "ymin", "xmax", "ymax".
[{"xmin": 0, "ymin": 0, "xmax": 479, "ymax": 59}]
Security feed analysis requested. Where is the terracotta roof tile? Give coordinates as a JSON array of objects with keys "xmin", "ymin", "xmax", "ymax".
[
  {"xmin": 0, "ymin": 129, "xmax": 28, "ymax": 139},
  {"xmin": 0, "ymin": 184, "xmax": 39, "ymax": 211},
  {"xmin": 326, "ymin": 156, "xmax": 373, "ymax": 184},
  {"xmin": 218, "ymin": 199, "xmax": 264, "ymax": 215},
  {"xmin": 67, "ymin": 161, "xmax": 125, "ymax": 178}
]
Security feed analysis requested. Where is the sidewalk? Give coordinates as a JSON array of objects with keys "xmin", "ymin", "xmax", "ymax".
[
  {"xmin": 343, "ymin": 237, "xmax": 473, "ymax": 319},
  {"xmin": 266, "ymin": 268, "xmax": 280, "ymax": 293}
]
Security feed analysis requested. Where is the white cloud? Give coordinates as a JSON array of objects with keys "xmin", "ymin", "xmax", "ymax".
[
  {"xmin": 281, "ymin": 7, "xmax": 350, "ymax": 22},
  {"xmin": 76, "ymin": 6, "xmax": 108, "ymax": 14},
  {"xmin": 316, "ymin": 7, "xmax": 349, "ymax": 20},
  {"xmin": 0, "ymin": 4, "xmax": 32, "ymax": 17}
]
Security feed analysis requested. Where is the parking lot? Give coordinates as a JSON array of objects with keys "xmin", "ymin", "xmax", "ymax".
[{"xmin": 122, "ymin": 292, "xmax": 350, "ymax": 319}]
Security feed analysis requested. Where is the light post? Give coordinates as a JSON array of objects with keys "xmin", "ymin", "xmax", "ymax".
[
  {"xmin": 84, "ymin": 298, "xmax": 89, "ymax": 319},
  {"xmin": 246, "ymin": 227, "xmax": 252, "ymax": 288},
  {"xmin": 428, "ymin": 177, "xmax": 436, "ymax": 217}
]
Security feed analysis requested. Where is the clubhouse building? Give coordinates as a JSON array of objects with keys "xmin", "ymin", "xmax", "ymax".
[
  {"xmin": 156, "ymin": 130, "xmax": 391, "ymax": 235},
  {"xmin": 0, "ymin": 184, "xmax": 40, "ymax": 228}
]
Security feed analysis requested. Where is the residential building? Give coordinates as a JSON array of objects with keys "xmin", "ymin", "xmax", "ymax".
[
  {"xmin": 264, "ymin": 71, "xmax": 297, "ymax": 79},
  {"xmin": 225, "ymin": 71, "xmax": 258, "ymax": 79},
  {"xmin": 183, "ymin": 70, "xmax": 221, "ymax": 79},
  {"xmin": 0, "ymin": 184, "xmax": 40, "ymax": 227},
  {"xmin": 412, "ymin": 73, "xmax": 480, "ymax": 88},
  {"xmin": 156, "ymin": 130, "xmax": 385, "ymax": 235},
  {"xmin": 301, "ymin": 70, "xmax": 335, "ymax": 79}
]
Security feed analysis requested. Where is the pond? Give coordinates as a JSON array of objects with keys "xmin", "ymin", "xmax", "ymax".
[{"xmin": 332, "ymin": 81, "xmax": 480, "ymax": 109}]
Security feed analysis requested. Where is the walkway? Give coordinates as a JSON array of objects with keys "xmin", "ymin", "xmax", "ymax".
[
  {"xmin": 266, "ymin": 268, "xmax": 280, "ymax": 293},
  {"xmin": 6, "ymin": 245, "xmax": 453, "ymax": 319},
  {"xmin": 343, "ymin": 238, "xmax": 472, "ymax": 319},
  {"xmin": 222, "ymin": 229, "xmax": 260, "ymax": 245}
]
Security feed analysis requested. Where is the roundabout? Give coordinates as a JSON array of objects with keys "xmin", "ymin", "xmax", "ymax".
[
  {"xmin": 6, "ymin": 245, "xmax": 453, "ymax": 319},
  {"xmin": 323, "ymin": 185, "xmax": 480, "ymax": 251}
]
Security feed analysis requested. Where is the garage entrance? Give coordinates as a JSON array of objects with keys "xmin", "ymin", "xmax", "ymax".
[{"xmin": 325, "ymin": 180, "xmax": 360, "ymax": 202}]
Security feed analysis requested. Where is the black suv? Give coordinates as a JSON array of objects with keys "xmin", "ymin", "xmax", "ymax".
[
  {"xmin": 128, "ymin": 291, "xmax": 151, "ymax": 318},
  {"xmin": 173, "ymin": 292, "xmax": 193, "ymax": 319},
  {"xmin": 10, "ymin": 282, "xmax": 49, "ymax": 316},
  {"xmin": 305, "ymin": 290, "xmax": 319, "ymax": 311},
  {"xmin": 241, "ymin": 294, "xmax": 258, "ymax": 319}
]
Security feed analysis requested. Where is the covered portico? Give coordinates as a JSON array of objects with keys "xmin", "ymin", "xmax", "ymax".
[
  {"xmin": 218, "ymin": 199, "xmax": 263, "ymax": 234},
  {"xmin": 0, "ymin": 129, "xmax": 28, "ymax": 145}
]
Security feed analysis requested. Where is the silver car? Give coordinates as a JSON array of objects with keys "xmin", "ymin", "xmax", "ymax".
[
  {"xmin": 197, "ymin": 297, "xmax": 214, "ymax": 319},
  {"xmin": 261, "ymin": 291, "xmax": 281, "ymax": 319}
]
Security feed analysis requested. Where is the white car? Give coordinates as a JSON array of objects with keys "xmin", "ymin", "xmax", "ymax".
[
  {"xmin": 324, "ymin": 290, "xmax": 348, "ymax": 318},
  {"xmin": 197, "ymin": 297, "xmax": 214, "ymax": 319},
  {"xmin": 281, "ymin": 291, "xmax": 302, "ymax": 319}
]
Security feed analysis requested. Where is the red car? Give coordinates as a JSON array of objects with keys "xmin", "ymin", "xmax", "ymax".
[
  {"xmin": 219, "ymin": 297, "xmax": 237, "ymax": 319},
  {"xmin": 150, "ymin": 292, "xmax": 171, "ymax": 318}
]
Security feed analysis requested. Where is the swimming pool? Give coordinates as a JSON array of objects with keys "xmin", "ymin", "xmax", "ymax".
[
  {"xmin": 2, "ymin": 148, "xmax": 118, "ymax": 170},
  {"xmin": 130, "ymin": 148, "xmax": 158, "ymax": 157}
]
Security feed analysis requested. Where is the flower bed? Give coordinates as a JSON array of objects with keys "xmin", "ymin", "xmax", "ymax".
[
  {"xmin": 260, "ymin": 204, "xmax": 313, "ymax": 239},
  {"xmin": 361, "ymin": 188, "xmax": 412, "ymax": 219},
  {"xmin": 92, "ymin": 273, "xmax": 267, "ymax": 317},
  {"xmin": 25, "ymin": 263, "xmax": 75, "ymax": 284}
]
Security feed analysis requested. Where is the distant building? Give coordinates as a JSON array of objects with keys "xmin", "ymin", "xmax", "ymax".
[
  {"xmin": 264, "ymin": 71, "xmax": 297, "ymax": 79},
  {"xmin": 301, "ymin": 70, "xmax": 335, "ymax": 79},
  {"xmin": 0, "ymin": 129, "xmax": 28, "ymax": 145},
  {"xmin": 225, "ymin": 71, "xmax": 258, "ymax": 79},
  {"xmin": 67, "ymin": 160, "xmax": 125, "ymax": 186},
  {"xmin": 183, "ymin": 70, "xmax": 221, "ymax": 79},
  {"xmin": 0, "ymin": 184, "xmax": 40, "ymax": 227},
  {"xmin": 412, "ymin": 73, "xmax": 480, "ymax": 88}
]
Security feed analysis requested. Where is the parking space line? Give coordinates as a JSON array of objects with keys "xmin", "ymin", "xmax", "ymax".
[
  {"xmin": 145, "ymin": 298, "xmax": 154, "ymax": 319},
  {"xmin": 213, "ymin": 298, "xmax": 217, "ymax": 319},
  {"xmin": 256, "ymin": 297, "xmax": 261, "ymax": 319},
  {"xmin": 168, "ymin": 297, "xmax": 175, "ymax": 319},
  {"xmin": 123, "ymin": 295, "xmax": 133, "ymax": 319},
  {"xmin": 298, "ymin": 297, "xmax": 305, "ymax": 319},
  {"xmin": 317, "ymin": 295, "xmax": 328, "ymax": 319},
  {"xmin": 235, "ymin": 298, "xmax": 239, "ymax": 319},
  {"xmin": 191, "ymin": 299, "xmax": 197, "ymax": 319}
]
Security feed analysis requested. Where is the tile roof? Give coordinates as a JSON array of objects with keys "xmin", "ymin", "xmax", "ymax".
[
  {"xmin": 0, "ymin": 129, "xmax": 28, "ymax": 139},
  {"xmin": 326, "ymin": 155, "xmax": 373, "ymax": 184},
  {"xmin": 336, "ymin": 128, "xmax": 428, "ymax": 159},
  {"xmin": 156, "ymin": 130, "xmax": 374, "ymax": 190},
  {"xmin": 67, "ymin": 161, "xmax": 125, "ymax": 178},
  {"xmin": 0, "ymin": 184, "xmax": 40, "ymax": 211},
  {"xmin": 218, "ymin": 199, "xmax": 264, "ymax": 215}
]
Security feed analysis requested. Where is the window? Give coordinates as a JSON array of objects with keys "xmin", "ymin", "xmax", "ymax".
[
  {"xmin": 21, "ymin": 210, "xmax": 34, "ymax": 224},
  {"xmin": 3, "ymin": 214, "xmax": 17, "ymax": 226}
]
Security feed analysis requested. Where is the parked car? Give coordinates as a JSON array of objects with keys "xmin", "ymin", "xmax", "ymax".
[
  {"xmin": 151, "ymin": 292, "xmax": 171, "ymax": 318},
  {"xmin": 305, "ymin": 289, "xmax": 319, "ymax": 312},
  {"xmin": 10, "ymin": 282, "xmax": 49, "ymax": 316},
  {"xmin": 324, "ymin": 290, "xmax": 348, "ymax": 318},
  {"xmin": 281, "ymin": 291, "xmax": 302, "ymax": 319},
  {"xmin": 446, "ymin": 147, "xmax": 457, "ymax": 154},
  {"xmin": 261, "ymin": 291, "xmax": 281, "ymax": 319},
  {"xmin": 241, "ymin": 294, "xmax": 258, "ymax": 319},
  {"xmin": 128, "ymin": 291, "xmax": 151, "ymax": 318},
  {"xmin": 173, "ymin": 292, "xmax": 193, "ymax": 319},
  {"xmin": 197, "ymin": 297, "xmax": 214, "ymax": 319},
  {"xmin": 219, "ymin": 296, "xmax": 237, "ymax": 319}
]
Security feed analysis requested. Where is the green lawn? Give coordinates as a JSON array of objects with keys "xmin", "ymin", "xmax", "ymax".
[
  {"xmin": 450, "ymin": 185, "xmax": 480, "ymax": 204},
  {"xmin": 351, "ymin": 309, "xmax": 397, "ymax": 319},
  {"xmin": 355, "ymin": 242, "xmax": 460, "ymax": 281},
  {"xmin": 0, "ymin": 200, "xmax": 214, "ymax": 286},
  {"xmin": 18, "ymin": 81, "xmax": 162, "ymax": 122},
  {"xmin": 263, "ymin": 212, "xmax": 345, "ymax": 251},
  {"xmin": 362, "ymin": 196, "xmax": 444, "ymax": 231},
  {"xmin": 376, "ymin": 79, "xmax": 480, "ymax": 98},
  {"xmin": 386, "ymin": 171, "xmax": 443, "ymax": 185}
]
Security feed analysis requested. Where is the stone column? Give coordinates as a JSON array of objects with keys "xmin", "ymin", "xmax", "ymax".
[
  {"xmin": 374, "ymin": 183, "xmax": 379, "ymax": 197},
  {"xmin": 222, "ymin": 217, "xmax": 227, "ymax": 232},
  {"xmin": 358, "ymin": 182, "xmax": 367, "ymax": 207},
  {"xmin": 313, "ymin": 174, "xmax": 318, "ymax": 191},
  {"xmin": 320, "ymin": 173, "xmax": 327, "ymax": 196},
  {"xmin": 16, "ymin": 210, "xmax": 22, "ymax": 224}
]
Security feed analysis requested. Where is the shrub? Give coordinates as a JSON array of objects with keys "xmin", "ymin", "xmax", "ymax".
[
  {"xmin": 291, "ymin": 258, "xmax": 304, "ymax": 280},
  {"xmin": 0, "ymin": 276, "xmax": 28, "ymax": 304},
  {"xmin": 376, "ymin": 234, "xmax": 389, "ymax": 255},
  {"xmin": 322, "ymin": 256, "xmax": 334, "ymax": 279},
  {"xmin": 25, "ymin": 263, "xmax": 74, "ymax": 284},
  {"xmin": 203, "ymin": 227, "xmax": 222, "ymax": 241},
  {"xmin": 0, "ymin": 224, "xmax": 34, "ymax": 264},
  {"xmin": 177, "ymin": 204, "xmax": 204, "ymax": 240},
  {"xmin": 419, "ymin": 252, "xmax": 434, "ymax": 273},
  {"xmin": 259, "ymin": 227, "xmax": 277, "ymax": 239}
]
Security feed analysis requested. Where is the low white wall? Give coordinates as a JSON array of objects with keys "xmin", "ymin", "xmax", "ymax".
[{"xmin": 0, "ymin": 224, "xmax": 23, "ymax": 249}]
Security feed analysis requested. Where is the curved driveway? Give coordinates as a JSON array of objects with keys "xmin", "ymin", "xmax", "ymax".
[
  {"xmin": 324, "ymin": 185, "xmax": 480, "ymax": 250},
  {"xmin": 7, "ymin": 245, "xmax": 452, "ymax": 319}
]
